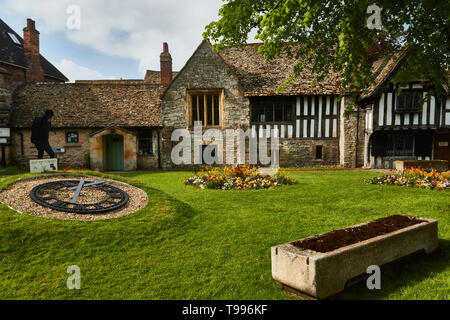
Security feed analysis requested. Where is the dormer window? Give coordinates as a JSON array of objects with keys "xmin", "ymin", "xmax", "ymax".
[
  {"xmin": 396, "ymin": 90, "xmax": 422, "ymax": 112},
  {"xmin": 7, "ymin": 32, "xmax": 21, "ymax": 46}
]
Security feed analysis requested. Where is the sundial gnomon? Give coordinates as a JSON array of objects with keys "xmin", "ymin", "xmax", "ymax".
[{"xmin": 30, "ymin": 179, "xmax": 129, "ymax": 214}]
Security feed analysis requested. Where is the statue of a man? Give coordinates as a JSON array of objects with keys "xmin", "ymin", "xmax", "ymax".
[{"xmin": 31, "ymin": 109, "xmax": 55, "ymax": 159}]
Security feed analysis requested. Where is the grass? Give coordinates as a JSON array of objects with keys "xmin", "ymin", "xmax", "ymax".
[
  {"xmin": 280, "ymin": 165, "xmax": 347, "ymax": 171},
  {"xmin": 0, "ymin": 166, "xmax": 27, "ymax": 176},
  {"xmin": 0, "ymin": 170, "xmax": 448, "ymax": 299}
]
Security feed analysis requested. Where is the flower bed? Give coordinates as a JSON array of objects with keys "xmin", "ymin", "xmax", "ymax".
[
  {"xmin": 364, "ymin": 168, "xmax": 450, "ymax": 190},
  {"xmin": 183, "ymin": 166, "xmax": 296, "ymax": 190}
]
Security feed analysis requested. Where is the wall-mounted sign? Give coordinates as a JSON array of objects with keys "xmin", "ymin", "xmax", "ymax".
[
  {"xmin": 438, "ymin": 141, "xmax": 449, "ymax": 147},
  {"xmin": 0, "ymin": 127, "xmax": 11, "ymax": 146},
  {"xmin": 0, "ymin": 127, "xmax": 10, "ymax": 138},
  {"xmin": 53, "ymin": 147, "xmax": 66, "ymax": 153}
]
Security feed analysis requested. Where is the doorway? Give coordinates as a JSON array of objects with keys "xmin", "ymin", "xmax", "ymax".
[
  {"xmin": 105, "ymin": 134, "xmax": 124, "ymax": 171},
  {"xmin": 434, "ymin": 132, "xmax": 450, "ymax": 162}
]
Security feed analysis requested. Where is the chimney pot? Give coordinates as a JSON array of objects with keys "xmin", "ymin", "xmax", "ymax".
[
  {"xmin": 160, "ymin": 42, "xmax": 172, "ymax": 86},
  {"xmin": 23, "ymin": 18, "xmax": 44, "ymax": 82},
  {"xmin": 26, "ymin": 18, "xmax": 36, "ymax": 31}
]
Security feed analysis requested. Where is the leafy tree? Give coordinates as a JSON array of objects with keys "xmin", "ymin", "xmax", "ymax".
[{"xmin": 204, "ymin": 0, "xmax": 449, "ymax": 97}]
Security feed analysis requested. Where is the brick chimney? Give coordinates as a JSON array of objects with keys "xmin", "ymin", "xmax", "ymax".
[
  {"xmin": 23, "ymin": 18, "xmax": 44, "ymax": 82},
  {"xmin": 160, "ymin": 42, "xmax": 172, "ymax": 85}
]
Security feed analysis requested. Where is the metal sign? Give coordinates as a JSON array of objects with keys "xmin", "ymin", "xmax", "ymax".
[{"xmin": 30, "ymin": 180, "xmax": 129, "ymax": 214}]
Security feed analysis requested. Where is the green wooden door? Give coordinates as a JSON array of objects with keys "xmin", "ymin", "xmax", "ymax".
[{"xmin": 105, "ymin": 135, "xmax": 124, "ymax": 171}]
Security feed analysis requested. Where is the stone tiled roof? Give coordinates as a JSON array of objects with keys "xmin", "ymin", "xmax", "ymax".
[
  {"xmin": 360, "ymin": 49, "xmax": 450, "ymax": 99},
  {"xmin": 11, "ymin": 82, "xmax": 164, "ymax": 128},
  {"xmin": 0, "ymin": 19, "xmax": 68, "ymax": 82},
  {"xmin": 443, "ymin": 71, "xmax": 450, "ymax": 93},
  {"xmin": 218, "ymin": 43, "xmax": 342, "ymax": 96},
  {"xmin": 144, "ymin": 70, "xmax": 179, "ymax": 84},
  {"xmin": 359, "ymin": 50, "xmax": 408, "ymax": 100}
]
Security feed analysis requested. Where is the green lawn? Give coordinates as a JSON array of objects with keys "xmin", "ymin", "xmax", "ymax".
[{"xmin": 0, "ymin": 170, "xmax": 448, "ymax": 299}]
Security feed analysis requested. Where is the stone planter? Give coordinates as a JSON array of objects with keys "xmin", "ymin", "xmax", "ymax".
[
  {"xmin": 271, "ymin": 217, "xmax": 438, "ymax": 299},
  {"xmin": 395, "ymin": 160, "xmax": 448, "ymax": 172}
]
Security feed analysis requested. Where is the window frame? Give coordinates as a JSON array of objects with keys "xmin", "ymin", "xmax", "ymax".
[
  {"xmin": 65, "ymin": 131, "xmax": 79, "ymax": 144},
  {"xmin": 315, "ymin": 145, "xmax": 323, "ymax": 160},
  {"xmin": 395, "ymin": 89, "xmax": 423, "ymax": 113},
  {"xmin": 385, "ymin": 132, "xmax": 415, "ymax": 157},
  {"xmin": 138, "ymin": 131, "xmax": 154, "ymax": 156},
  {"xmin": 187, "ymin": 90, "xmax": 223, "ymax": 128},
  {"xmin": 250, "ymin": 97, "xmax": 296, "ymax": 125}
]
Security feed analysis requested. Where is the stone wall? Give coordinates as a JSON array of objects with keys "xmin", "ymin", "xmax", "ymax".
[
  {"xmin": 279, "ymin": 138, "xmax": 340, "ymax": 167},
  {"xmin": 89, "ymin": 127, "xmax": 137, "ymax": 172},
  {"xmin": 0, "ymin": 68, "xmax": 12, "ymax": 124},
  {"xmin": 0, "ymin": 88, "xmax": 11, "ymax": 124},
  {"xmin": 9, "ymin": 128, "xmax": 91, "ymax": 168},
  {"xmin": 160, "ymin": 41, "xmax": 249, "ymax": 168},
  {"xmin": 339, "ymin": 97, "xmax": 366, "ymax": 168},
  {"xmin": 9, "ymin": 127, "xmax": 160, "ymax": 171},
  {"xmin": 137, "ymin": 129, "xmax": 160, "ymax": 169},
  {"xmin": 160, "ymin": 41, "xmax": 348, "ymax": 169}
]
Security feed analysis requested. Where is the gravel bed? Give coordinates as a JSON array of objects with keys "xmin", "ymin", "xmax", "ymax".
[{"xmin": 0, "ymin": 174, "xmax": 148, "ymax": 221}]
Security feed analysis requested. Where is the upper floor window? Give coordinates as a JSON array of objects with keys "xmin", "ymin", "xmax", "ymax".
[
  {"xmin": 251, "ymin": 97, "xmax": 295, "ymax": 123},
  {"xmin": 396, "ymin": 90, "xmax": 422, "ymax": 112},
  {"xmin": 189, "ymin": 92, "xmax": 221, "ymax": 127}
]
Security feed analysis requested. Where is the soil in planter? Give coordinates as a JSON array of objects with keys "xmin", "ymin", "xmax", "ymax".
[{"xmin": 292, "ymin": 215, "xmax": 426, "ymax": 253}]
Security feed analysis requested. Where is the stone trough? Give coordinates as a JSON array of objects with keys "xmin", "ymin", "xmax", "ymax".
[{"xmin": 271, "ymin": 216, "xmax": 438, "ymax": 299}]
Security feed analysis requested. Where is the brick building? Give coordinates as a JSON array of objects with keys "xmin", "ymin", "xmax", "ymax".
[{"xmin": 0, "ymin": 18, "xmax": 68, "ymax": 87}]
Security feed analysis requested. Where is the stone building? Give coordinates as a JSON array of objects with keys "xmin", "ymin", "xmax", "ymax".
[
  {"xmin": 5, "ymin": 38, "xmax": 178, "ymax": 171},
  {"xmin": 2, "ymin": 22, "xmax": 449, "ymax": 170},
  {"xmin": 9, "ymin": 81, "xmax": 165, "ymax": 171},
  {"xmin": 160, "ymin": 40, "xmax": 450, "ymax": 169},
  {"xmin": 160, "ymin": 41, "xmax": 344, "ymax": 168}
]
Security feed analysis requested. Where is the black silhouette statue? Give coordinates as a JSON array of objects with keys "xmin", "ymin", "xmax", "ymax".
[{"xmin": 31, "ymin": 109, "xmax": 55, "ymax": 159}]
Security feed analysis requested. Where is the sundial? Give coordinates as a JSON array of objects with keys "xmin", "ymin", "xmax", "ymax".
[{"xmin": 30, "ymin": 179, "xmax": 129, "ymax": 214}]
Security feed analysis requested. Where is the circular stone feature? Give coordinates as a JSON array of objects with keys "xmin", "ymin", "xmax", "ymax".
[
  {"xmin": 30, "ymin": 180, "xmax": 129, "ymax": 214},
  {"xmin": 0, "ymin": 174, "xmax": 148, "ymax": 221}
]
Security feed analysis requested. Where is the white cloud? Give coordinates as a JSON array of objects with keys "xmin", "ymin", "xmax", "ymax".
[
  {"xmin": 2, "ymin": 0, "xmax": 224, "ymax": 76},
  {"xmin": 55, "ymin": 59, "xmax": 116, "ymax": 82}
]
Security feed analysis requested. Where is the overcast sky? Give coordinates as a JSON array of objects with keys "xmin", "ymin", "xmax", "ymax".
[{"xmin": 0, "ymin": 0, "xmax": 227, "ymax": 82}]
